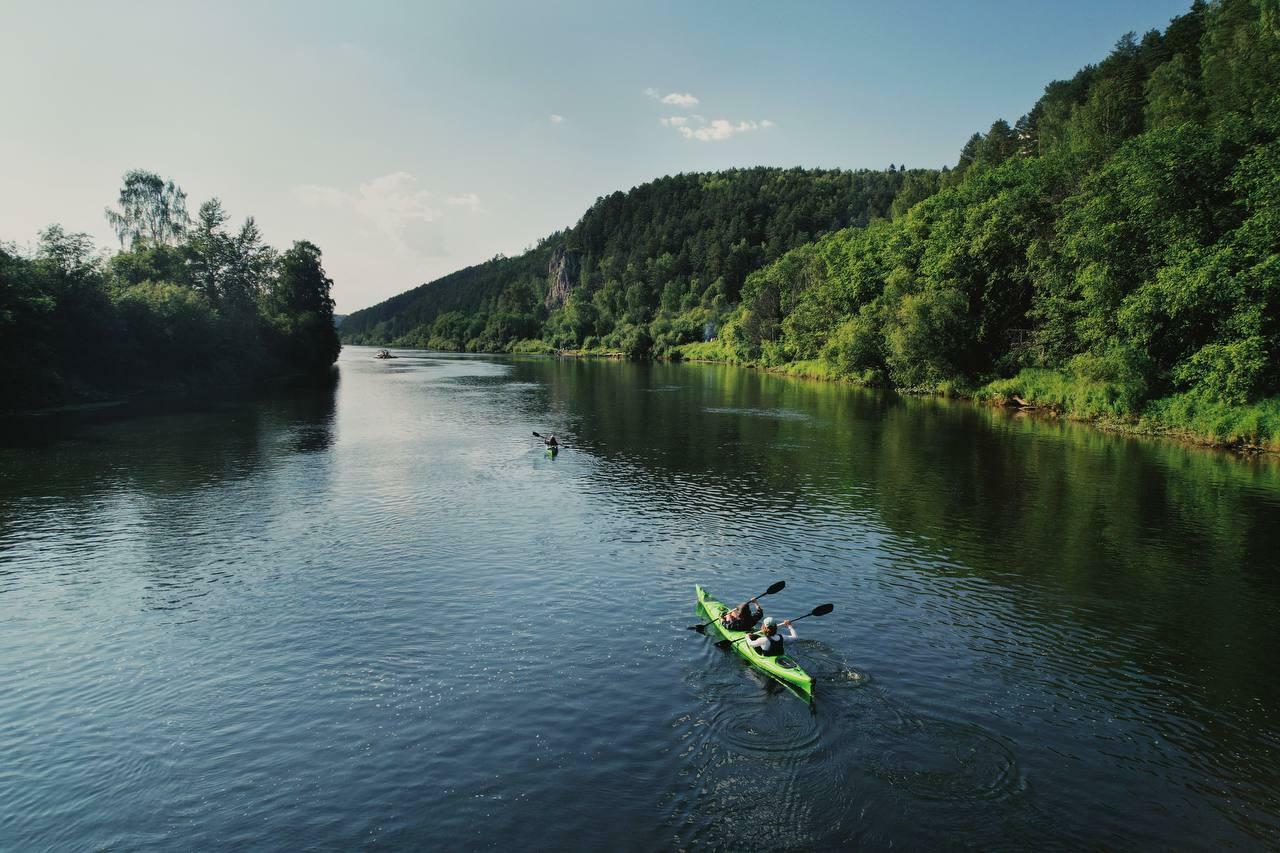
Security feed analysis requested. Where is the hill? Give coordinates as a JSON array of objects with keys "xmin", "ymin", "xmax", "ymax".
[
  {"xmin": 343, "ymin": 0, "xmax": 1280, "ymax": 448},
  {"xmin": 698, "ymin": 0, "xmax": 1280, "ymax": 448},
  {"xmin": 339, "ymin": 166, "xmax": 939, "ymax": 354}
]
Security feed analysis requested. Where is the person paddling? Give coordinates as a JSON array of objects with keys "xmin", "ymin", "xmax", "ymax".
[
  {"xmin": 721, "ymin": 597, "xmax": 764, "ymax": 632},
  {"xmin": 544, "ymin": 434, "xmax": 559, "ymax": 447},
  {"xmin": 746, "ymin": 617, "xmax": 796, "ymax": 657}
]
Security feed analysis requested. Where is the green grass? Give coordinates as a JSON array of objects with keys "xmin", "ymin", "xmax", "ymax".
[
  {"xmin": 1141, "ymin": 393, "xmax": 1280, "ymax": 451},
  {"xmin": 557, "ymin": 345, "xmax": 625, "ymax": 358},
  {"xmin": 979, "ymin": 369, "xmax": 1280, "ymax": 450},
  {"xmin": 978, "ymin": 368, "xmax": 1137, "ymax": 419},
  {"xmin": 508, "ymin": 338, "xmax": 556, "ymax": 354},
  {"xmin": 770, "ymin": 359, "xmax": 841, "ymax": 380},
  {"xmin": 675, "ymin": 339, "xmax": 743, "ymax": 362}
]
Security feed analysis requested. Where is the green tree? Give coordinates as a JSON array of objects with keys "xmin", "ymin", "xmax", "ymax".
[
  {"xmin": 1144, "ymin": 54, "xmax": 1205, "ymax": 129},
  {"xmin": 185, "ymin": 199, "xmax": 231, "ymax": 306},
  {"xmin": 104, "ymin": 170, "xmax": 190, "ymax": 248},
  {"xmin": 224, "ymin": 217, "xmax": 275, "ymax": 317},
  {"xmin": 268, "ymin": 240, "xmax": 340, "ymax": 369}
]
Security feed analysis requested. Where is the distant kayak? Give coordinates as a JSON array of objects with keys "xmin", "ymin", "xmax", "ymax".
[{"xmin": 696, "ymin": 585, "xmax": 813, "ymax": 702}]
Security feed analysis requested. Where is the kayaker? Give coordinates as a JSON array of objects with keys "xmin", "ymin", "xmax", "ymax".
[
  {"xmin": 746, "ymin": 617, "xmax": 796, "ymax": 657},
  {"xmin": 721, "ymin": 598, "xmax": 764, "ymax": 631},
  {"xmin": 544, "ymin": 434, "xmax": 559, "ymax": 447}
]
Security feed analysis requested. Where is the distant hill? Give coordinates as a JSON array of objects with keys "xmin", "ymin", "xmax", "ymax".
[{"xmin": 339, "ymin": 166, "xmax": 938, "ymax": 353}]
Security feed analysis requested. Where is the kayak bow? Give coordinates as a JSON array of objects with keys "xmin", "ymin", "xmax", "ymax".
[{"xmin": 696, "ymin": 584, "xmax": 814, "ymax": 703}]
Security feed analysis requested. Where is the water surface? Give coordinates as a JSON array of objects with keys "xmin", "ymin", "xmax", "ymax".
[{"xmin": 2, "ymin": 347, "xmax": 1279, "ymax": 849}]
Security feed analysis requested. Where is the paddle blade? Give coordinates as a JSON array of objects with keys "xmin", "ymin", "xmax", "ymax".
[
  {"xmin": 715, "ymin": 639, "xmax": 734, "ymax": 649},
  {"xmin": 688, "ymin": 623, "xmax": 706, "ymax": 633},
  {"xmin": 811, "ymin": 603, "xmax": 834, "ymax": 617},
  {"xmin": 765, "ymin": 580, "xmax": 786, "ymax": 595},
  {"xmin": 532, "ymin": 431, "xmax": 542, "ymax": 437}
]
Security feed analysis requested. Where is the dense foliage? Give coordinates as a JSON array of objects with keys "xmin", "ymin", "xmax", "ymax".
[
  {"xmin": 343, "ymin": 0, "xmax": 1278, "ymax": 447},
  {"xmin": 1, "ymin": 173, "xmax": 340, "ymax": 410},
  {"xmin": 340, "ymin": 167, "xmax": 939, "ymax": 354},
  {"xmin": 700, "ymin": 0, "xmax": 1280, "ymax": 447}
]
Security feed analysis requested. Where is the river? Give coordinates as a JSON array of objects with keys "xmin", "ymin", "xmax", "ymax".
[{"xmin": 2, "ymin": 346, "xmax": 1279, "ymax": 850}]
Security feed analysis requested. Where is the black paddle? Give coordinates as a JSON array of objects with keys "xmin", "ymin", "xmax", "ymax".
[
  {"xmin": 715, "ymin": 603, "xmax": 834, "ymax": 649},
  {"xmin": 688, "ymin": 581, "xmax": 786, "ymax": 633}
]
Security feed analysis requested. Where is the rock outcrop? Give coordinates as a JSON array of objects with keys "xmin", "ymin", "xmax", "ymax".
[{"xmin": 545, "ymin": 245, "xmax": 580, "ymax": 311}]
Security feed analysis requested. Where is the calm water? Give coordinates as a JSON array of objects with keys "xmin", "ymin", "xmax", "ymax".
[{"xmin": 3, "ymin": 347, "xmax": 1280, "ymax": 850}]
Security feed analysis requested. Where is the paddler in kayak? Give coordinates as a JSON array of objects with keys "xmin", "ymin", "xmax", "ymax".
[
  {"xmin": 544, "ymin": 434, "xmax": 559, "ymax": 447},
  {"xmin": 745, "ymin": 617, "xmax": 797, "ymax": 657},
  {"xmin": 721, "ymin": 597, "xmax": 765, "ymax": 631}
]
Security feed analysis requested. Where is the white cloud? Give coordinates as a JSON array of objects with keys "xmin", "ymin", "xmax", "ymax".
[
  {"xmin": 644, "ymin": 88, "xmax": 700, "ymax": 108},
  {"xmin": 294, "ymin": 172, "xmax": 483, "ymax": 257},
  {"xmin": 644, "ymin": 88, "xmax": 774, "ymax": 142},
  {"xmin": 447, "ymin": 192, "xmax": 482, "ymax": 211},
  {"xmin": 660, "ymin": 92, "xmax": 699, "ymax": 108},
  {"xmin": 672, "ymin": 118, "xmax": 775, "ymax": 142},
  {"xmin": 550, "ymin": 114, "xmax": 564, "ymax": 124},
  {"xmin": 353, "ymin": 171, "xmax": 438, "ymax": 230}
]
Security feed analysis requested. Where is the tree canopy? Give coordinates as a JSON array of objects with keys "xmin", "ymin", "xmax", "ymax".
[
  {"xmin": 1, "ymin": 173, "xmax": 340, "ymax": 410},
  {"xmin": 340, "ymin": 167, "xmax": 937, "ymax": 354},
  {"xmin": 343, "ymin": 0, "xmax": 1280, "ymax": 446},
  {"xmin": 710, "ymin": 0, "xmax": 1280, "ymax": 446}
]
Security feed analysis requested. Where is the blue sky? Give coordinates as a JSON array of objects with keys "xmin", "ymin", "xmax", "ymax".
[{"xmin": 2, "ymin": 0, "xmax": 1192, "ymax": 312}]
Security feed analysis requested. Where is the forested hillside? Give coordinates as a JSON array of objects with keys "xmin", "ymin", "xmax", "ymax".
[
  {"xmin": 698, "ymin": 0, "xmax": 1280, "ymax": 447},
  {"xmin": 344, "ymin": 0, "xmax": 1279, "ymax": 447},
  {"xmin": 0, "ymin": 171, "xmax": 341, "ymax": 410},
  {"xmin": 340, "ymin": 167, "xmax": 939, "ymax": 354}
]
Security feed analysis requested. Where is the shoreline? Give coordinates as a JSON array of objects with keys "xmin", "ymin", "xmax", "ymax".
[
  {"xmin": 342, "ymin": 342, "xmax": 1278, "ymax": 457},
  {"xmin": 1, "ymin": 368, "xmax": 339, "ymax": 421},
  {"xmin": 693, "ymin": 357, "xmax": 1280, "ymax": 458}
]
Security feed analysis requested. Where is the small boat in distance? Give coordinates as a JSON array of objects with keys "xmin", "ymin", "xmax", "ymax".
[{"xmin": 374, "ymin": 349, "xmax": 397, "ymax": 359}]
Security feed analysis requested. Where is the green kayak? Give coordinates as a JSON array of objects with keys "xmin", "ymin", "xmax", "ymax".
[{"xmin": 696, "ymin": 585, "xmax": 814, "ymax": 702}]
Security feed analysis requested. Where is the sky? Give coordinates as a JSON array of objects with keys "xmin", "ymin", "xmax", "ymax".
[{"xmin": 1, "ymin": 0, "xmax": 1192, "ymax": 314}]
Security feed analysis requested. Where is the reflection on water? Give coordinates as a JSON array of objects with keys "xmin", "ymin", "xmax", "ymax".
[{"xmin": 1, "ymin": 349, "xmax": 1279, "ymax": 850}]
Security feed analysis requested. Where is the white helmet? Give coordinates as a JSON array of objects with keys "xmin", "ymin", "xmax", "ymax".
[{"xmin": 761, "ymin": 616, "xmax": 776, "ymax": 628}]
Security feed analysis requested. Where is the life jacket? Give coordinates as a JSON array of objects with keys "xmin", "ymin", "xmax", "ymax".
[{"xmin": 755, "ymin": 631, "xmax": 784, "ymax": 657}]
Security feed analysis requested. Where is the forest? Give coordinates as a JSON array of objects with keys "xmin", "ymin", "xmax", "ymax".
[
  {"xmin": 347, "ymin": 0, "xmax": 1279, "ymax": 448},
  {"xmin": 0, "ymin": 171, "xmax": 342, "ymax": 411},
  {"xmin": 711, "ymin": 0, "xmax": 1280, "ymax": 448},
  {"xmin": 339, "ymin": 166, "xmax": 937, "ymax": 355}
]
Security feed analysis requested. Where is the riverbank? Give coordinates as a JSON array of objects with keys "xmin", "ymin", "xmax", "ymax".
[
  {"xmin": 676, "ymin": 352, "xmax": 1280, "ymax": 455},
  {"xmin": 341, "ymin": 338, "xmax": 1280, "ymax": 454},
  {"xmin": 1, "ymin": 368, "xmax": 339, "ymax": 421}
]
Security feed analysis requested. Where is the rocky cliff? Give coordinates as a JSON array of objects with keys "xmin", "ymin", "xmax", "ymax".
[{"xmin": 545, "ymin": 245, "xmax": 579, "ymax": 310}]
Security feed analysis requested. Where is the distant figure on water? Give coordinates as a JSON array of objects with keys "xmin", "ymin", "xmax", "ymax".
[
  {"xmin": 544, "ymin": 434, "xmax": 559, "ymax": 447},
  {"xmin": 721, "ymin": 598, "xmax": 764, "ymax": 631},
  {"xmin": 746, "ymin": 617, "xmax": 796, "ymax": 657}
]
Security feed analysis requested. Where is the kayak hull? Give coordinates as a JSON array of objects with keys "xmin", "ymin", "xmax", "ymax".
[{"xmin": 696, "ymin": 585, "xmax": 814, "ymax": 702}]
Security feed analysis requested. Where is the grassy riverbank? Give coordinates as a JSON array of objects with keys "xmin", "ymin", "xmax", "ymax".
[{"xmin": 672, "ymin": 349, "xmax": 1280, "ymax": 452}]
